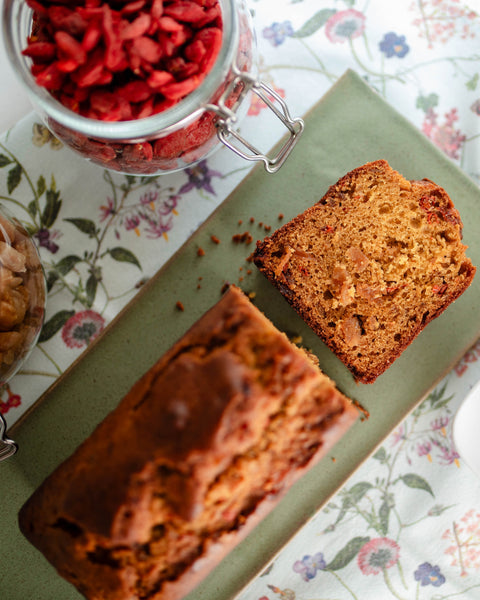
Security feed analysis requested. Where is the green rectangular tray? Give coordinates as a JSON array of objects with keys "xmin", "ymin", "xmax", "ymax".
[{"xmin": 3, "ymin": 69, "xmax": 480, "ymax": 600}]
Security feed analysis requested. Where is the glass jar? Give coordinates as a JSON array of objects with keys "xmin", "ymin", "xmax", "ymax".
[
  {"xmin": 3, "ymin": 0, "xmax": 304, "ymax": 176},
  {"xmin": 0, "ymin": 204, "xmax": 46, "ymax": 387}
]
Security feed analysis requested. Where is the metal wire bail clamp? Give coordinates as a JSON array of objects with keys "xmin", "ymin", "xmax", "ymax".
[{"xmin": 207, "ymin": 65, "xmax": 305, "ymax": 174}]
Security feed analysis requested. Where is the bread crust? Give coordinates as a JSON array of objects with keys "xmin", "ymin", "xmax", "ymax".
[
  {"xmin": 253, "ymin": 160, "xmax": 476, "ymax": 383},
  {"xmin": 19, "ymin": 285, "xmax": 358, "ymax": 600}
]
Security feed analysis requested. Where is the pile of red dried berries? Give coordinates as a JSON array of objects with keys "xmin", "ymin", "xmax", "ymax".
[{"xmin": 21, "ymin": 0, "xmax": 253, "ymax": 174}]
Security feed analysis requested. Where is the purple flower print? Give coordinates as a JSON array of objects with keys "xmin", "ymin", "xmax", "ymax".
[
  {"xmin": 34, "ymin": 227, "xmax": 60, "ymax": 253},
  {"xmin": 379, "ymin": 32, "xmax": 410, "ymax": 58},
  {"xmin": 414, "ymin": 562, "xmax": 446, "ymax": 587},
  {"xmin": 179, "ymin": 160, "xmax": 222, "ymax": 195},
  {"xmin": 325, "ymin": 9, "xmax": 366, "ymax": 44},
  {"xmin": 262, "ymin": 21, "xmax": 294, "ymax": 47},
  {"xmin": 293, "ymin": 552, "xmax": 326, "ymax": 581},
  {"xmin": 357, "ymin": 537, "xmax": 400, "ymax": 575}
]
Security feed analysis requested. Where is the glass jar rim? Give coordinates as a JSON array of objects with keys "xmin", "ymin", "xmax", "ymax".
[{"xmin": 2, "ymin": 0, "xmax": 239, "ymax": 141}]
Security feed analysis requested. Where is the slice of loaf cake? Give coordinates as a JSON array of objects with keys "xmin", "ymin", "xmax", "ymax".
[
  {"xmin": 19, "ymin": 285, "xmax": 358, "ymax": 600},
  {"xmin": 253, "ymin": 160, "xmax": 476, "ymax": 383}
]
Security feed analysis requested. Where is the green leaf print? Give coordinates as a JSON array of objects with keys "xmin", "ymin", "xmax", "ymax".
[
  {"xmin": 335, "ymin": 481, "xmax": 373, "ymax": 525},
  {"xmin": 7, "ymin": 164, "xmax": 22, "ymax": 194},
  {"xmin": 43, "ymin": 188, "xmax": 62, "ymax": 228},
  {"xmin": 85, "ymin": 272, "xmax": 98, "ymax": 307},
  {"xmin": 399, "ymin": 473, "xmax": 434, "ymax": 497},
  {"xmin": 292, "ymin": 9, "xmax": 336, "ymax": 38},
  {"xmin": 108, "ymin": 247, "xmax": 142, "ymax": 270},
  {"xmin": 36, "ymin": 175, "xmax": 46, "ymax": 197},
  {"xmin": 46, "ymin": 255, "xmax": 83, "ymax": 291},
  {"xmin": 39, "ymin": 310, "xmax": 75, "ymax": 343},
  {"xmin": 64, "ymin": 217, "xmax": 98, "ymax": 237},
  {"xmin": 327, "ymin": 536, "xmax": 370, "ymax": 571},
  {"xmin": 0, "ymin": 154, "xmax": 13, "ymax": 168}
]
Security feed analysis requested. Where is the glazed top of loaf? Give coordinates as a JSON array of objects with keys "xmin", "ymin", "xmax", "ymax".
[{"xmin": 24, "ymin": 285, "xmax": 329, "ymax": 544}]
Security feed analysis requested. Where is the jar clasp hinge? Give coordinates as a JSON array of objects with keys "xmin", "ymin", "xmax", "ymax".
[{"xmin": 206, "ymin": 69, "xmax": 304, "ymax": 174}]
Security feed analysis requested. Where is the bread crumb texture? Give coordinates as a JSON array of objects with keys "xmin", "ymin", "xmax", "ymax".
[
  {"xmin": 253, "ymin": 160, "xmax": 476, "ymax": 383},
  {"xmin": 18, "ymin": 286, "xmax": 357, "ymax": 600}
]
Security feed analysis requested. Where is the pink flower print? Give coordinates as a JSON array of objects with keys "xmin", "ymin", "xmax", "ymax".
[
  {"xmin": 124, "ymin": 214, "xmax": 141, "ymax": 235},
  {"xmin": 159, "ymin": 195, "xmax": 179, "ymax": 216},
  {"xmin": 100, "ymin": 197, "xmax": 115, "ymax": 221},
  {"xmin": 391, "ymin": 423, "xmax": 406, "ymax": 446},
  {"xmin": 422, "ymin": 107, "xmax": 466, "ymax": 160},
  {"xmin": 140, "ymin": 189, "xmax": 159, "ymax": 208},
  {"xmin": 248, "ymin": 85, "xmax": 286, "ymax": 116},
  {"xmin": 358, "ymin": 537, "xmax": 400, "ymax": 575},
  {"xmin": 431, "ymin": 416, "xmax": 449, "ymax": 433},
  {"xmin": 325, "ymin": 9, "xmax": 366, "ymax": 44},
  {"xmin": 144, "ymin": 215, "xmax": 173, "ymax": 240},
  {"xmin": 417, "ymin": 441, "xmax": 432, "ymax": 461},
  {"xmin": 0, "ymin": 387, "xmax": 21, "ymax": 414},
  {"xmin": 62, "ymin": 310, "xmax": 105, "ymax": 349},
  {"xmin": 431, "ymin": 437, "xmax": 460, "ymax": 466},
  {"xmin": 443, "ymin": 512, "xmax": 480, "ymax": 575}
]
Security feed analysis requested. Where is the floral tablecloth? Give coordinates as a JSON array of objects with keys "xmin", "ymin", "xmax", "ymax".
[{"xmin": 2, "ymin": 0, "xmax": 480, "ymax": 599}]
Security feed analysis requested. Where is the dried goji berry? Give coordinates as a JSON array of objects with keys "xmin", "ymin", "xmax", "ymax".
[
  {"xmin": 135, "ymin": 97, "xmax": 154, "ymax": 119},
  {"xmin": 122, "ymin": 142, "xmax": 153, "ymax": 164},
  {"xmin": 157, "ymin": 16, "xmax": 183, "ymax": 32},
  {"xmin": 164, "ymin": 1, "xmax": 206, "ymax": 23},
  {"xmin": 89, "ymin": 90, "xmax": 118, "ymax": 114},
  {"xmin": 147, "ymin": 69, "xmax": 175, "ymax": 89},
  {"xmin": 157, "ymin": 33, "xmax": 175, "ymax": 57},
  {"xmin": 159, "ymin": 75, "xmax": 200, "ymax": 100},
  {"xmin": 117, "ymin": 80, "xmax": 153, "ymax": 103},
  {"xmin": 194, "ymin": 5, "xmax": 221, "ymax": 29},
  {"xmin": 54, "ymin": 31, "xmax": 87, "ymax": 65},
  {"xmin": 57, "ymin": 58, "xmax": 82, "ymax": 73},
  {"xmin": 48, "ymin": 6, "xmax": 88, "ymax": 37},
  {"xmin": 129, "ymin": 36, "xmax": 163, "ymax": 63},
  {"xmin": 35, "ymin": 62, "xmax": 64, "ymax": 90},
  {"xmin": 153, "ymin": 132, "xmax": 184, "ymax": 158},
  {"xmin": 24, "ymin": 0, "xmax": 228, "ymax": 173},
  {"xmin": 194, "ymin": 26, "xmax": 222, "ymax": 73},
  {"xmin": 81, "ymin": 23, "xmax": 103, "ymax": 52},
  {"xmin": 70, "ymin": 49, "xmax": 105, "ymax": 87},
  {"xmin": 120, "ymin": 0, "xmax": 147, "ymax": 15},
  {"xmin": 21, "ymin": 41, "xmax": 56, "ymax": 61},
  {"xmin": 150, "ymin": 0, "xmax": 164, "ymax": 20},
  {"xmin": 169, "ymin": 24, "xmax": 192, "ymax": 47},
  {"xmin": 120, "ymin": 13, "xmax": 151, "ymax": 40},
  {"xmin": 85, "ymin": 139, "xmax": 117, "ymax": 162},
  {"xmin": 184, "ymin": 39, "xmax": 206, "ymax": 63}
]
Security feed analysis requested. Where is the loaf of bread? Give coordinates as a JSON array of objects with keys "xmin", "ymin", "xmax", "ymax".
[
  {"xmin": 253, "ymin": 160, "xmax": 476, "ymax": 383},
  {"xmin": 19, "ymin": 285, "xmax": 358, "ymax": 600}
]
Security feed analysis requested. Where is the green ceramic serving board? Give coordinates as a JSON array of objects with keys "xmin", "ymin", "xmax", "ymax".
[{"xmin": 3, "ymin": 70, "xmax": 480, "ymax": 600}]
